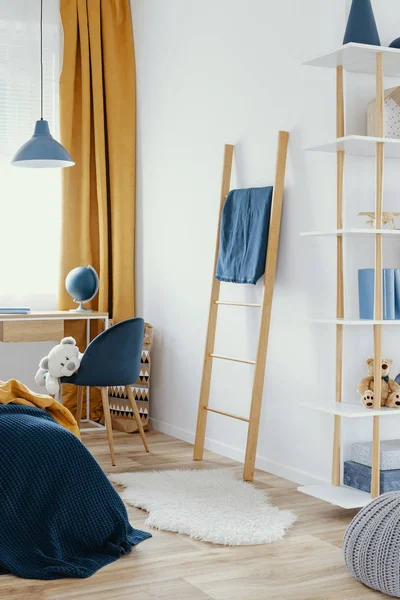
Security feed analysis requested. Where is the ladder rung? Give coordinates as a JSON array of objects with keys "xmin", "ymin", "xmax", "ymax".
[
  {"xmin": 204, "ymin": 407, "xmax": 250, "ymax": 423},
  {"xmin": 210, "ymin": 353, "xmax": 256, "ymax": 365},
  {"xmin": 215, "ymin": 301, "xmax": 262, "ymax": 308}
]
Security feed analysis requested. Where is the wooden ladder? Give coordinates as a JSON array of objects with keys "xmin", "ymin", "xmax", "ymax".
[{"xmin": 193, "ymin": 131, "xmax": 289, "ymax": 481}]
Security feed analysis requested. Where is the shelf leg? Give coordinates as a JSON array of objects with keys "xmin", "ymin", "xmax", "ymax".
[
  {"xmin": 371, "ymin": 52, "xmax": 384, "ymax": 499},
  {"xmin": 332, "ymin": 65, "xmax": 345, "ymax": 487}
]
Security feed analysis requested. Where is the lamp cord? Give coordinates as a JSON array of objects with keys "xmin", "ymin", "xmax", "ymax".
[{"xmin": 40, "ymin": 0, "xmax": 43, "ymax": 120}]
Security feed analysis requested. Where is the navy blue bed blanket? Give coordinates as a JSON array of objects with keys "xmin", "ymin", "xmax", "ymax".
[{"xmin": 0, "ymin": 404, "xmax": 151, "ymax": 579}]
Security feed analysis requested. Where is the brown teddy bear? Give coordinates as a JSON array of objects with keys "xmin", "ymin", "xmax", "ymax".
[{"xmin": 357, "ymin": 358, "xmax": 400, "ymax": 409}]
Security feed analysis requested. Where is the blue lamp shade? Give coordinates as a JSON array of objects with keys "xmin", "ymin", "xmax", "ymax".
[{"xmin": 11, "ymin": 120, "xmax": 75, "ymax": 168}]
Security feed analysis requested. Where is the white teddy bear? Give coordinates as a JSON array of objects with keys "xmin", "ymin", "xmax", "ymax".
[{"xmin": 35, "ymin": 336, "xmax": 83, "ymax": 396}]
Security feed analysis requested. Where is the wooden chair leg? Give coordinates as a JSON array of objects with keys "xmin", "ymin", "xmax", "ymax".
[
  {"xmin": 100, "ymin": 387, "xmax": 116, "ymax": 466},
  {"xmin": 76, "ymin": 386, "xmax": 84, "ymax": 430},
  {"xmin": 125, "ymin": 385, "xmax": 150, "ymax": 452}
]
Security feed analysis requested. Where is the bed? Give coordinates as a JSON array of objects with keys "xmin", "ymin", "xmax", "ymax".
[{"xmin": 0, "ymin": 390, "xmax": 150, "ymax": 580}]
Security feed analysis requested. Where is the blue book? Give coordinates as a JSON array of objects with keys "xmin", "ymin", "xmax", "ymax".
[
  {"xmin": 358, "ymin": 269, "xmax": 396, "ymax": 320},
  {"xmin": 0, "ymin": 307, "xmax": 30, "ymax": 314},
  {"xmin": 385, "ymin": 269, "xmax": 395, "ymax": 320},
  {"xmin": 395, "ymin": 270, "xmax": 400, "ymax": 319}
]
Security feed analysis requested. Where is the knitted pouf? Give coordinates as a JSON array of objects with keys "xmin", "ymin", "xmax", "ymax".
[{"xmin": 343, "ymin": 492, "xmax": 400, "ymax": 597}]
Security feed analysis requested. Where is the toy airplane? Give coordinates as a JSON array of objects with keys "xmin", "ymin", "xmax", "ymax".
[{"xmin": 358, "ymin": 212, "xmax": 400, "ymax": 230}]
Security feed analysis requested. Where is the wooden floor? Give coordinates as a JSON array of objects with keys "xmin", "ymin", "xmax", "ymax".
[{"xmin": 0, "ymin": 430, "xmax": 384, "ymax": 600}]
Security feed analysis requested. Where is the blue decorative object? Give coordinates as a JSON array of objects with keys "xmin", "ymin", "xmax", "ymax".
[
  {"xmin": 344, "ymin": 460, "xmax": 400, "ymax": 493},
  {"xmin": 65, "ymin": 265, "xmax": 99, "ymax": 312},
  {"xmin": 11, "ymin": 0, "xmax": 74, "ymax": 169},
  {"xmin": 61, "ymin": 318, "xmax": 145, "ymax": 387},
  {"xmin": 358, "ymin": 268, "xmax": 400, "ymax": 320},
  {"xmin": 0, "ymin": 403, "xmax": 150, "ymax": 579},
  {"xmin": 390, "ymin": 38, "xmax": 400, "ymax": 49},
  {"xmin": 11, "ymin": 120, "xmax": 74, "ymax": 168},
  {"xmin": 343, "ymin": 0, "xmax": 381, "ymax": 46}
]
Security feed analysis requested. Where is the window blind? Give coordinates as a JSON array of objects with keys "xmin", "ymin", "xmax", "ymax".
[{"xmin": 0, "ymin": 0, "xmax": 62, "ymax": 307}]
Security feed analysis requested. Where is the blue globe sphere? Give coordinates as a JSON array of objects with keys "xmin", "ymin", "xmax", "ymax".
[{"xmin": 65, "ymin": 266, "xmax": 99, "ymax": 303}]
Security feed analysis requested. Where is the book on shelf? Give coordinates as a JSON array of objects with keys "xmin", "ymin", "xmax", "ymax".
[
  {"xmin": 0, "ymin": 308, "xmax": 30, "ymax": 314},
  {"xmin": 358, "ymin": 269, "xmax": 400, "ymax": 320}
]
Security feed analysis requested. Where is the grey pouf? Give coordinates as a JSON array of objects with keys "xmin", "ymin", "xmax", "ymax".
[{"xmin": 343, "ymin": 492, "xmax": 400, "ymax": 597}]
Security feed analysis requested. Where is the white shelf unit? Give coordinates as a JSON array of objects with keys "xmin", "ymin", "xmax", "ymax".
[
  {"xmin": 299, "ymin": 44, "xmax": 400, "ymax": 508},
  {"xmin": 304, "ymin": 43, "xmax": 400, "ymax": 77},
  {"xmin": 300, "ymin": 229, "xmax": 400, "ymax": 237},
  {"xmin": 298, "ymin": 484, "xmax": 370, "ymax": 509},
  {"xmin": 306, "ymin": 135, "xmax": 400, "ymax": 158},
  {"xmin": 298, "ymin": 400, "xmax": 400, "ymax": 418},
  {"xmin": 310, "ymin": 318, "xmax": 400, "ymax": 325}
]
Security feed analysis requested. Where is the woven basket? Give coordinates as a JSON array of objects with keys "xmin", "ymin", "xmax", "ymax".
[{"xmin": 109, "ymin": 322, "xmax": 153, "ymax": 433}]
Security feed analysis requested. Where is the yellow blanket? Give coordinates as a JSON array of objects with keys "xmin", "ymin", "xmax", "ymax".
[{"xmin": 0, "ymin": 379, "xmax": 80, "ymax": 438}]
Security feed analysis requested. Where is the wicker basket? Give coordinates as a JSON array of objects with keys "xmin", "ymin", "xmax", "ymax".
[{"xmin": 109, "ymin": 322, "xmax": 153, "ymax": 433}]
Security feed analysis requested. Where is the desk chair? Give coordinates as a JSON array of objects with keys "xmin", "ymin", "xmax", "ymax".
[{"xmin": 61, "ymin": 317, "xmax": 149, "ymax": 465}]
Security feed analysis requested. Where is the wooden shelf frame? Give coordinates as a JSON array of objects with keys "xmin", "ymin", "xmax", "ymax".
[
  {"xmin": 371, "ymin": 53, "xmax": 385, "ymax": 498},
  {"xmin": 302, "ymin": 49, "xmax": 388, "ymax": 507},
  {"xmin": 332, "ymin": 65, "xmax": 344, "ymax": 487}
]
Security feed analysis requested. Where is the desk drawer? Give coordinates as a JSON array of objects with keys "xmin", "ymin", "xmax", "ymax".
[{"xmin": 0, "ymin": 320, "xmax": 64, "ymax": 343}]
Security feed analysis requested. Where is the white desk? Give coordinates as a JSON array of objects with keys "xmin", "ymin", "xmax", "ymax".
[{"xmin": 0, "ymin": 310, "xmax": 109, "ymax": 429}]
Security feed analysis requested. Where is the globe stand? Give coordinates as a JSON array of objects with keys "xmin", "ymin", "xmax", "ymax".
[{"xmin": 69, "ymin": 300, "xmax": 94, "ymax": 313}]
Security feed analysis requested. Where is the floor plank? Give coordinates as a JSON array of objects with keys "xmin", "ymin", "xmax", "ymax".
[{"xmin": 0, "ymin": 430, "xmax": 379, "ymax": 599}]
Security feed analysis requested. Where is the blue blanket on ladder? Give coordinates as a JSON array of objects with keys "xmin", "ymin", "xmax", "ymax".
[
  {"xmin": 0, "ymin": 404, "xmax": 151, "ymax": 580},
  {"xmin": 215, "ymin": 186, "xmax": 273, "ymax": 285}
]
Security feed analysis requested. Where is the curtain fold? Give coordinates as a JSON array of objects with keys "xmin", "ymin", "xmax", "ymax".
[{"xmin": 59, "ymin": 0, "xmax": 136, "ymax": 420}]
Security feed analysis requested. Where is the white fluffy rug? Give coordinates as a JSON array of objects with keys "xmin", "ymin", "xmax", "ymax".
[{"xmin": 109, "ymin": 469, "xmax": 296, "ymax": 546}]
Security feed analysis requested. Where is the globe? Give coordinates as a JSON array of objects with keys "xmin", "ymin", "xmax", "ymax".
[{"xmin": 65, "ymin": 265, "xmax": 99, "ymax": 312}]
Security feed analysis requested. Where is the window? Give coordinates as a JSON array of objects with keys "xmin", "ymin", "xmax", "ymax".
[{"xmin": 0, "ymin": 0, "xmax": 61, "ymax": 309}]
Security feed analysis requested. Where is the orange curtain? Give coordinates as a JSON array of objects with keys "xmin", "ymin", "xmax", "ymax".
[{"xmin": 59, "ymin": 0, "xmax": 136, "ymax": 420}]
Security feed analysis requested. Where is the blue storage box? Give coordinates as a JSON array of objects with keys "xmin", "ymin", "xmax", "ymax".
[
  {"xmin": 358, "ymin": 268, "xmax": 400, "ymax": 320},
  {"xmin": 344, "ymin": 460, "xmax": 400, "ymax": 493}
]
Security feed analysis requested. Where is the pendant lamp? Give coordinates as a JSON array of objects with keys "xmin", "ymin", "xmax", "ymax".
[{"xmin": 11, "ymin": 0, "xmax": 74, "ymax": 168}]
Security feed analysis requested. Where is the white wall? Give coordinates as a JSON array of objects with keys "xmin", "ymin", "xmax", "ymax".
[{"xmin": 132, "ymin": 0, "xmax": 400, "ymax": 485}]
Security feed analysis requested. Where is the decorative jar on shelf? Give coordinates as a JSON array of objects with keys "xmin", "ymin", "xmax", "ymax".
[{"xmin": 344, "ymin": 0, "xmax": 380, "ymax": 46}]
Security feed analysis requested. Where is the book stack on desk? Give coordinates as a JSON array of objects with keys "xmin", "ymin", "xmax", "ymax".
[{"xmin": 0, "ymin": 307, "xmax": 30, "ymax": 315}]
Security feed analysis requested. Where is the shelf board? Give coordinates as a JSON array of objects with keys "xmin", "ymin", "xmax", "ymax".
[
  {"xmin": 306, "ymin": 136, "xmax": 400, "ymax": 158},
  {"xmin": 300, "ymin": 228, "xmax": 400, "ymax": 237},
  {"xmin": 310, "ymin": 318, "xmax": 400, "ymax": 326},
  {"xmin": 299, "ymin": 399, "xmax": 400, "ymax": 418},
  {"xmin": 297, "ymin": 484, "xmax": 371, "ymax": 509},
  {"xmin": 304, "ymin": 43, "xmax": 400, "ymax": 77}
]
